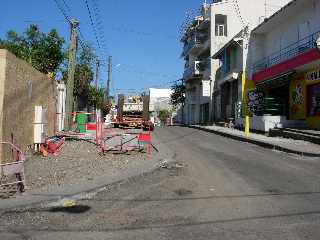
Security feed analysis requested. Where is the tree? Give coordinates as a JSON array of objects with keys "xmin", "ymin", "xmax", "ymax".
[
  {"xmin": 170, "ymin": 81, "xmax": 185, "ymax": 107},
  {"xmin": 74, "ymin": 45, "xmax": 95, "ymax": 98},
  {"xmin": 170, "ymin": 81, "xmax": 186, "ymax": 123},
  {"xmin": 158, "ymin": 109, "xmax": 171, "ymax": 122},
  {"xmin": 61, "ymin": 44, "xmax": 96, "ymax": 109},
  {"xmin": 88, "ymin": 86, "xmax": 105, "ymax": 110},
  {"xmin": 0, "ymin": 24, "xmax": 65, "ymax": 75}
]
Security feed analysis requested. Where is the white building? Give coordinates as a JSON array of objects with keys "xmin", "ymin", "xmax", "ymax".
[
  {"xmin": 181, "ymin": 0, "xmax": 291, "ymax": 125},
  {"xmin": 149, "ymin": 88, "xmax": 173, "ymax": 112}
]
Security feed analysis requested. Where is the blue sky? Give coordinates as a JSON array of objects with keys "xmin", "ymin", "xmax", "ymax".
[{"xmin": 0, "ymin": 0, "xmax": 204, "ymax": 96}]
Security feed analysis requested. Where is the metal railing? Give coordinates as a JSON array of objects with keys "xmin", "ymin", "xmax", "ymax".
[
  {"xmin": 253, "ymin": 30, "xmax": 320, "ymax": 73},
  {"xmin": 181, "ymin": 33, "xmax": 209, "ymax": 57}
]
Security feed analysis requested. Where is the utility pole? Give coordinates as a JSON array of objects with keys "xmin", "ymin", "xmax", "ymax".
[
  {"xmin": 64, "ymin": 19, "xmax": 79, "ymax": 130},
  {"xmin": 106, "ymin": 56, "xmax": 112, "ymax": 104}
]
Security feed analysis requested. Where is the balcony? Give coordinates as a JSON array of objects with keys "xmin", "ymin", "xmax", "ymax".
[
  {"xmin": 181, "ymin": 33, "xmax": 209, "ymax": 57},
  {"xmin": 253, "ymin": 30, "xmax": 320, "ymax": 74},
  {"xmin": 215, "ymin": 63, "xmax": 240, "ymax": 85},
  {"xmin": 183, "ymin": 60, "xmax": 209, "ymax": 81}
]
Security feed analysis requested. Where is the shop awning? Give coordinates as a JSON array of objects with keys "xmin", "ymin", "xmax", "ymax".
[{"xmin": 256, "ymin": 71, "xmax": 296, "ymax": 90}]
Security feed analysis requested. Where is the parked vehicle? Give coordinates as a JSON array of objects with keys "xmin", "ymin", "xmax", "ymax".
[{"xmin": 113, "ymin": 94, "xmax": 154, "ymax": 131}]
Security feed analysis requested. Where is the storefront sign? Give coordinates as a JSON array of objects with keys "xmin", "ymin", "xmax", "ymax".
[
  {"xmin": 306, "ymin": 69, "xmax": 320, "ymax": 83},
  {"xmin": 247, "ymin": 89, "xmax": 264, "ymax": 115},
  {"xmin": 202, "ymin": 80, "xmax": 211, "ymax": 97}
]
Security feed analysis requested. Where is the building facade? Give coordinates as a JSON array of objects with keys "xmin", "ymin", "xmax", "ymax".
[
  {"xmin": 181, "ymin": 0, "xmax": 291, "ymax": 125},
  {"xmin": 212, "ymin": 30, "xmax": 243, "ymax": 122},
  {"xmin": 247, "ymin": 0, "xmax": 320, "ymax": 130}
]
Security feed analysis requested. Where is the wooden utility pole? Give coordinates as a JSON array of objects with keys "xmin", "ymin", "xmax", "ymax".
[
  {"xmin": 106, "ymin": 56, "xmax": 112, "ymax": 103},
  {"xmin": 95, "ymin": 59, "xmax": 100, "ymax": 89},
  {"xmin": 64, "ymin": 19, "xmax": 79, "ymax": 130}
]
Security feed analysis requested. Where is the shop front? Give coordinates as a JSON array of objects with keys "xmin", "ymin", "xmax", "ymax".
[
  {"xmin": 255, "ymin": 72, "xmax": 292, "ymax": 118},
  {"xmin": 243, "ymin": 69, "xmax": 320, "ymax": 130},
  {"xmin": 290, "ymin": 68, "xmax": 320, "ymax": 129}
]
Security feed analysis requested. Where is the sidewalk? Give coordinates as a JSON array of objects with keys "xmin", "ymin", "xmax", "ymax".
[
  {"xmin": 0, "ymin": 132, "xmax": 175, "ymax": 211},
  {"xmin": 189, "ymin": 125, "xmax": 320, "ymax": 157}
]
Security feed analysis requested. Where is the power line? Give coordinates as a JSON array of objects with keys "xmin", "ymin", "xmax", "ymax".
[
  {"xmin": 91, "ymin": 0, "xmax": 108, "ymax": 53},
  {"xmin": 61, "ymin": 0, "xmax": 72, "ymax": 14},
  {"xmin": 53, "ymin": 0, "xmax": 71, "ymax": 23},
  {"xmin": 110, "ymin": 64, "xmax": 180, "ymax": 79},
  {"xmin": 52, "ymin": 0, "xmax": 101, "ymax": 60},
  {"xmin": 110, "ymin": 26, "xmax": 178, "ymax": 40},
  {"xmin": 84, "ymin": 0, "xmax": 101, "ymax": 51},
  {"xmin": 232, "ymin": 0, "xmax": 246, "ymax": 29}
]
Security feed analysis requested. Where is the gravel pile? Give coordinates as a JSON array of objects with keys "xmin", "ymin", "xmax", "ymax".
[{"xmin": 25, "ymin": 139, "xmax": 150, "ymax": 192}]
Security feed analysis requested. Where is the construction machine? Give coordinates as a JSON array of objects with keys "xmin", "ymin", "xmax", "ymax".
[{"xmin": 113, "ymin": 94, "xmax": 154, "ymax": 131}]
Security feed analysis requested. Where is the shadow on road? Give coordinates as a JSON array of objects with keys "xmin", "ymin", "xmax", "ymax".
[{"xmin": 48, "ymin": 205, "xmax": 91, "ymax": 214}]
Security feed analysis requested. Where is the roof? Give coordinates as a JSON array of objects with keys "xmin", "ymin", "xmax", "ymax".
[{"xmin": 252, "ymin": 0, "xmax": 302, "ymax": 34}]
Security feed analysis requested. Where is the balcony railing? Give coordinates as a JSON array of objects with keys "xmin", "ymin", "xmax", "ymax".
[
  {"xmin": 253, "ymin": 30, "xmax": 320, "ymax": 73},
  {"xmin": 181, "ymin": 33, "xmax": 209, "ymax": 57},
  {"xmin": 253, "ymin": 31, "xmax": 320, "ymax": 72},
  {"xmin": 183, "ymin": 60, "xmax": 208, "ymax": 80}
]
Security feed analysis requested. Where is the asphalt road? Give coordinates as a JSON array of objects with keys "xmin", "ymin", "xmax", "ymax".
[{"xmin": 1, "ymin": 126, "xmax": 320, "ymax": 239}]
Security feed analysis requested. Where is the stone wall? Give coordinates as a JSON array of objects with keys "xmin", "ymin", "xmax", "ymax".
[{"xmin": 0, "ymin": 49, "xmax": 56, "ymax": 163}]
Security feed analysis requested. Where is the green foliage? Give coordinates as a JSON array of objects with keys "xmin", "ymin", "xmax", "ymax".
[
  {"xmin": 0, "ymin": 24, "xmax": 65, "ymax": 74},
  {"xmin": 62, "ymin": 45, "xmax": 96, "ymax": 99},
  {"xmin": 158, "ymin": 109, "xmax": 171, "ymax": 121},
  {"xmin": 170, "ymin": 82, "xmax": 186, "ymax": 107},
  {"xmin": 88, "ymin": 86, "xmax": 105, "ymax": 109}
]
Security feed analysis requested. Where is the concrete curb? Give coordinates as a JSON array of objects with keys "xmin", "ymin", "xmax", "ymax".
[
  {"xmin": 187, "ymin": 125, "xmax": 320, "ymax": 158},
  {"xmin": 0, "ymin": 133, "xmax": 175, "ymax": 211}
]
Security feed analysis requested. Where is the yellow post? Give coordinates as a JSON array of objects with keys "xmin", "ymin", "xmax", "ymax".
[
  {"xmin": 245, "ymin": 115, "xmax": 250, "ymax": 137},
  {"xmin": 242, "ymin": 71, "xmax": 250, "ymax": 137}
]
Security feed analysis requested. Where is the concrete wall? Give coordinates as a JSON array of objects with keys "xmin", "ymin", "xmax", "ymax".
[
  {"xmin": 0, "ymin": 50, "xmax": 56, "ymax": 163},
  {"xmin": 0, "ymin": 50, "xmax": 6, "ymax": 163}
]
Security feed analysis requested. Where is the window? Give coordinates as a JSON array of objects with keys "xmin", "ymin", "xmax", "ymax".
[
  {"xmin": 215, "ymin": 14, "xmax": 227, "ymax": 36},
  {"xmin": 215, "ymin": 24, "xmax": 225, "ymax": 36}
]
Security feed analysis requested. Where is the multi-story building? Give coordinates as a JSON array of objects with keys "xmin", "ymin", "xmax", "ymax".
[
  {"xmin": 211, "ymin": 30, "xmax": 244, "ymax": 122},
  {"xmin": 181, "ymin": 0, "xmax": 291, "ymax": 125},
  {"xmin": 247, "ymin": 0, "xmax": 320, "ymax": 130},
  {"xmin": 181, "ymin": 3, "xmax": 211, "ymax": 125}
]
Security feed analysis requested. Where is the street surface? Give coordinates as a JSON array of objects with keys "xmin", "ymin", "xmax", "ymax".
[{"xmin": 1, "ymin": 126, "xmax": 320, "ymax": 239}]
